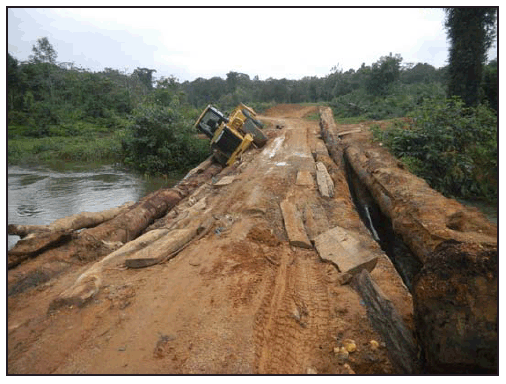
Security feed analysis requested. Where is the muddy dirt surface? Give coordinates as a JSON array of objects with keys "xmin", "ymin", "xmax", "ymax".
[{"xmin": 9, "ymin": 104, "xmax": 415, "ymax": 374}]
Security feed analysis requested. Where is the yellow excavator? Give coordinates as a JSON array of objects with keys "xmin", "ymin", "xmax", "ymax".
[{"xmin": 194, "ymin": 103, "xmax": 267, "ymax": 165}]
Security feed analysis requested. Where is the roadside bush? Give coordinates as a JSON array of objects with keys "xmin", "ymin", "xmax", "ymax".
[
  {"xmin": 372, "ymin": 97, "xmax": 497, "ymax": 202},
  {"xmin": 122, "ymin": 104, "xmax": 210, "ymax": 175}
]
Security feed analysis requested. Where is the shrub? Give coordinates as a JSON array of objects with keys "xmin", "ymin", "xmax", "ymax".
[
  {"xmin": 122, "ymin": 104, "xmax": 210, "ymax": 175},
  {"xmin": 372, "ymin": 97, "xmax": 497, "ymax": 202}
]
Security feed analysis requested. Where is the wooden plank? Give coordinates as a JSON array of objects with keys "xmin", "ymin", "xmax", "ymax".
[
  {"xmin": 303, "ymin": 204, "xmax": 329, "ymax": 241},
  {"xmin": 124, "ymin": 228, "xmax": 196, "ymax": 268},
  {"xmin": 313, "ymin": 226, "xmax": 378, "ymax": 275},
  {"xmin": 280, "ymin": 200, "xmax": 312, "ymax": 249},
  {"xmin": 351, "ymin": 269, "xmax": 420, "ymax": 374},
  {"xmin": 315, "ymin": 162, "xmax": 334, "ymax": 198},
  {"xmin": 337, "ymin": 128, "xmax": 362, "ymax": 137}
]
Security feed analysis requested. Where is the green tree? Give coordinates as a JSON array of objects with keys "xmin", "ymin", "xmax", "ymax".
[
  {"xmin": 481, "ymin": 59, "xmax": 497, "ymax": 111},
  {"xmin": 29, "ymin": 37, "xmax": 57, "ymax": 64},
  {"xmin": 365, "ymin": 53, "xmax": 402, "ymax": 96},
  {"xmin": 444, "ymin": 7, "xmax": 497, "ymax": 106},
  {"xmin": 133, "ymin": 67, "xmax": 157, "ymax": 92},
  {"xmin": 7, "ymin": 53, "xmax": 20, "ymax": 110}
]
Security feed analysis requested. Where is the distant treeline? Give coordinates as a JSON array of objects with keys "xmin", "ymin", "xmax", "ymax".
[{"xmin": 8, "ymin": 39, "xmax": 497, "ymax": 132}]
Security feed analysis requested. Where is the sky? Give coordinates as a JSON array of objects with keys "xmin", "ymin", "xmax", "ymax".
[{"xmin": 7, "ymin": 6, "xmax": 498, "ymax": 84}]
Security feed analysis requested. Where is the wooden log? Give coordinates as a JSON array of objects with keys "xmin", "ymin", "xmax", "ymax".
[
  {"xmin": 313, "ymin": 226, "xmax": 378, "ymax": 276},
  {"xmin": 7, "ymin": 230, "xmax": 73, "ymax": 269},
  {"xmin": 280, "ymin": 200, "xmax": 312, "ymax": 249},
  {"xmin": 318, "ymin": 106, "xmax": 343, "ymax": 167},
  {"xmin": 351, "ymin": 269, "xmax": 420, "ymax": 374},
  {"xmin": 413, "ymin": 240, "xmax": 498, "ymax": 373},
  {"xmin": 8, "ymin": 201, "xmax": 135, "ymax": 238},
  {"xmin": 124, "ymin": 229, "xmax": 196, "ymax": 268}
]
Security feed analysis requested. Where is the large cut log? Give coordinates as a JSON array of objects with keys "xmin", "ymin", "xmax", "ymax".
[
  {"xmin": 7, "ymin": 202, "xmax": 135, "ymax": 268},
  {"xmin": 7, "ymin": 230, "xmax": 73, "ymax": 269},
  {"xmin": 8, "ymin": 201, "xmax": 135, "ymax": 237},
  {"xmin": 351, "ymin": 269, "xmax": 420, "ymax": 374},
  {"xmin": 319, "ymin": 105, "xmax": 498, "ymax": 373}
]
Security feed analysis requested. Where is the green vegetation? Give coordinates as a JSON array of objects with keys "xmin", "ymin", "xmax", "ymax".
[
  {"xmin": 122, "ymin": 104, "xmax": 209, "ymax": 175},
  {"xmin": 371, "ymin": 97, "xmax": 497, "ymax": 202},
  {"xmin": 8, "ymin": 11, "xmax": 497, "ymax": 202}
]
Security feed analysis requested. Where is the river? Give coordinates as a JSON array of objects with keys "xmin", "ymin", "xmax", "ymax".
[{"xmin": 7, "ymin": 164, "xmax": 180, "ymax": 250}]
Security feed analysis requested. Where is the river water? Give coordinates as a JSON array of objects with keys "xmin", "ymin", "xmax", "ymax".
[{"xmin": 7, "ymin": 164, "xmax": 179, "ymax": 250}]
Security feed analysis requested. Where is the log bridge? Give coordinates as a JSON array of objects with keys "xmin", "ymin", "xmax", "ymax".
[{"xmin": 7, "ymin": 106, "xmax": 497, "ymax": 374}]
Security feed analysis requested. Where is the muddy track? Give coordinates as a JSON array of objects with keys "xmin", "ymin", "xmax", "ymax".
[{"xmin": 8, "ymin": 104, "xmax": 495, "ymax": 374}]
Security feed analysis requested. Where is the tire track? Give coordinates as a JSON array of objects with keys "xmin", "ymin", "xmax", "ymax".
[{"xmin": 253, "ymin": 247, "xmax": 333, "ymax": 374}]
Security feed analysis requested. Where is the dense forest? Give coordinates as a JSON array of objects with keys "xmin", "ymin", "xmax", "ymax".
[{"xmin": 7, "ymin": 8, "xmax": 497, "ymax": 202}]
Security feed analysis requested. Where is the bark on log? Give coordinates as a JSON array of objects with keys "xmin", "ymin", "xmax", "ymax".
[
  {"xmin": 8, "ymin": 201, "xmax": 135, "ymax": 238},
  {"xmin": 351, "ymin": 269, "xmax": 420, "ymax": 374}
]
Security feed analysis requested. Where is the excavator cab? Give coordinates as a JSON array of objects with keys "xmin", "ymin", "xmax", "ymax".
[{"xmin": 194, "ymin": 103, "xmax": 267, "ymax": 166}]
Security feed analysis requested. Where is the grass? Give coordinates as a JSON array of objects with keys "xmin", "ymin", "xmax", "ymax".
[
  {"xmin": 333, "ymin": 115, "xmax": 370, "ymax": 124},
  {"xmin": 8, "ymin": 131, "xmax": 125, "ymax": 166}
]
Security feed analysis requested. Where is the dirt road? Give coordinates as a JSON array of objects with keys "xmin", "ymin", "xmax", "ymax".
[{"xmin": 7, "ymin": 105, "xmax": 426, "ymax": 374}]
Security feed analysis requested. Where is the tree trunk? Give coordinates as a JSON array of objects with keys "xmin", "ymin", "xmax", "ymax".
[{"xmin": 8, "ymin": 201, "xmax": 135, "ymax": 238}]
